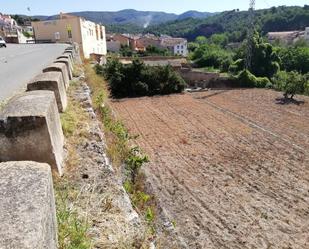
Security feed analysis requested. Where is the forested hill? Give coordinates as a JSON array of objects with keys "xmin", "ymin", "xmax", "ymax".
[
  {"xmin": 29, "ymin": 9, "xmax": 214, "ymax": 29},
  {"xmin": 145, "ymin": 5, "xmax": 309, "ymax": 41}
]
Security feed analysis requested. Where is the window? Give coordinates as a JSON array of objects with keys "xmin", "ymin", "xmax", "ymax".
[
  {"xmin": 177, "ymin": 45, "xmax": 180, "ymax": 49},
  {"xmin": 68, "ymin": 30, "xmax": 72, "ymax": 39},
  {"xmin": 54, "ymin": 32, "xmax": 60, "ymax": 40},
  {"xmin": 181, "ymin": 45, "xmax": 184, "ymax": 49},
  {"xmin": 100, "ymin": 26, "xmax": 104, "ymax": 39}
]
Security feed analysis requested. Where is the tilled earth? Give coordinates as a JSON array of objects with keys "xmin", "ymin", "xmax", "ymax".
[{"xmin": 110, "ymin": 89, "xmax": 309, "ymax": 249}]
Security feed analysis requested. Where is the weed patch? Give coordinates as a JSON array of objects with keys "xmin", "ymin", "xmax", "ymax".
[{"xmin": 55, "ymin": 181, "xmax": 92, "ymax": 249}]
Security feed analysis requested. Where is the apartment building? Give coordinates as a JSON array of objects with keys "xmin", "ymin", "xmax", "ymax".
[{"xmin": 32, "ymin": 13, "xmax": 107, "ymax": 59}]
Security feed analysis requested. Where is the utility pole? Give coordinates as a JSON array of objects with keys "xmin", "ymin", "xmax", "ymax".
[{"xmin": 245, "ymin": 0, "xmax": 256, "ymax": 71}]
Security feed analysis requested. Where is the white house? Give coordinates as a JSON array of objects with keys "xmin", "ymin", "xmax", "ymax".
[
  {"xmin": 32, "ymin": 13, "xmax": 107, "ymax": 59},
  {"xmin": 160, "ymin": 38, "xmax": 188, "ymax": 57}
]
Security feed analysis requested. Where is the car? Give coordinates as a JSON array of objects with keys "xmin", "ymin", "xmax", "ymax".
[{"xmin": 0, "ymin": 36, "xmax": 7, "ymax": 48}]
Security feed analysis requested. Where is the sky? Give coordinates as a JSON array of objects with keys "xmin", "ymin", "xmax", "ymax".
[{"xmin": 0, "ymin": 0, "xmax": 308, "ymax": 15}]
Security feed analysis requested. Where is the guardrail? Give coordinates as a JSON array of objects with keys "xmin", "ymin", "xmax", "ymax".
[{"xmin": 0, "ymin": 43, "xmax": 79, "ymax": 249}]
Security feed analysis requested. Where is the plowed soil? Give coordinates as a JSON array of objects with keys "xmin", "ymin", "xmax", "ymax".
[{"xmin": 110, "ymin": 89, "xmax": 309, "ymax": 249}]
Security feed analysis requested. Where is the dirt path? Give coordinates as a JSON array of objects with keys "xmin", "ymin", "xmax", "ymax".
[{"xmin": 110, "ymin": 89, "xmax": 309, "ymax": 249}]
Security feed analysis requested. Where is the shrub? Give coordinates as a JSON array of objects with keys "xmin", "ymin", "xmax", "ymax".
[
  {"xmin": 236, "ymin": 70, "xmax": 271, "ymax": 88},
  {"xmin": 94, "ymin": 64, "xmax": 104, "ymax": 75},
  {"xmin": 101, "ymin": 58, "xmax": 186, "ymax": 98}
]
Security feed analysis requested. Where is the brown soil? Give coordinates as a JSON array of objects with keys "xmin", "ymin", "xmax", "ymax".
[{"xmin": 110, "ymin": 89, "xmax": 309, "ymax": 249}]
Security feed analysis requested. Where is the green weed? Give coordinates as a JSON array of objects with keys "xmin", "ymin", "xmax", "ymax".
[{"xmin": 55, "ymin": 186, "xmax": 92, "ymax": 249}]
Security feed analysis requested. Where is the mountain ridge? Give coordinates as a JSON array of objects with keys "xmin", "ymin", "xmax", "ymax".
[{"xmin": 31, "ymin": 9, "xmax": 215, "ymax": 27}]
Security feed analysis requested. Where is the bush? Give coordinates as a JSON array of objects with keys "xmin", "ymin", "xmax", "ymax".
[
  {"xmin": 236, "ymin": 70, "xmax": 271, "ymax": 88},
  {"xmin": 101, "ymin": 58, "xmax": 186, "ymax": 98}
]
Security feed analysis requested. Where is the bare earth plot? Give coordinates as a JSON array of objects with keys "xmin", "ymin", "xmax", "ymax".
[{"xmin": 110, "ymin": 89, "xmax": 309, "ymax": 249}]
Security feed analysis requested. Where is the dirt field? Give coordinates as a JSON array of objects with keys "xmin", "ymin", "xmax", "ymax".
[{"xmin": 110, "ymin": 89, "xmax": 309, "ymax": 249}]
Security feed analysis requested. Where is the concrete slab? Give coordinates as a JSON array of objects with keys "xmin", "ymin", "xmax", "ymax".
[
  {"xmin": 57, "ymin": 55, "xmax": 73, "ymax": 71},
  {"xmin": 43, "ymin": 63, "xmax": 70, "ymax": 89},
  {"xmin": 0, "ymin": 161, "xmax": 57, "ymax": 249},
  {"xmin": 54, "ymin": 58, "xmax": 73, "ymax": 80},
  {"xmin": 0, "ymin": 91, "xmax": 64, "ymax": 175},
  {"xmin": 27, "ymin": 72, "xmax": 67, "ymax": 112}
]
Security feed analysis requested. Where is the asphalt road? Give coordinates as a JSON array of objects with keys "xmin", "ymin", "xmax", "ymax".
[{"xmin": 0, "ymin": 43, "xmax": 69, "ymax": 101}]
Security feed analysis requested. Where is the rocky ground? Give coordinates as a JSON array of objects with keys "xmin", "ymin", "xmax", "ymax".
[{"xmin": 110, "ymin": 89, "xmax": 309, "ymax": 249}]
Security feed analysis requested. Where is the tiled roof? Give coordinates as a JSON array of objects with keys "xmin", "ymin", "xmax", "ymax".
[{"xmin": 160, "ymin": 38, "xmax": 187, "ymax": 47}]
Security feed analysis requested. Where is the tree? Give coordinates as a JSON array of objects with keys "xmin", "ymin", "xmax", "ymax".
[
  {"xmin": 233, "ymin": 33, "xmax": 280, "ymax": 78},
  {"xmin": 277, "ymin": 46, "xmax": 309, "ymax": 74},
  {"xmin": 272, "ymin": 71, "xmax": 305, "ymax": 99},
  {"xmin": 190, "ymin": 39, "xmax": 234, "ymax": 72},
  {"xmin": 209, "ymin": 33, "xmax": 229, "ymax": 47},
  {"xmin": 119, "ymin": 44, "xmax": 133, "ymax": 57},
  {"xmin": 195, "ymin": 36, "xmax": 208, "ymax": 45}
]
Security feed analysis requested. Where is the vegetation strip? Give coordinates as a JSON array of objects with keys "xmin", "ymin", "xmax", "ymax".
[
  {"xmin": 56, "ymin": 78, "xmax": 92, "ymax": 249},
  {"xmin": 85, "ymin": 63, "xmax": 158, "ymax": 241}
]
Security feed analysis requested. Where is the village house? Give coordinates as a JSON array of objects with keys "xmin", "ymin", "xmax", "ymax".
[
  {"xmin": 160, "ymin": 37, "xmax": 188, "ymax": 56},
  {"xmin": 107, "ymin": 33, "xmax": 141, "ymax": 52},
  {"xmin": 108, "ymin": 33, "xmax": 188, "ymax": 56},
  {"xmin": 0, "ymin": 13, "xmax": 29, "ymax": 43},
  {"xmin": 32, "ymin": 13, "xmax": 107, "ymax": 59}
]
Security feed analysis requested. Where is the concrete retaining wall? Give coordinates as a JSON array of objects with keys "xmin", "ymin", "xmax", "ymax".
[
  {"xmin": 179, "ymin": 68, "xmax": 219, "ymax": 87},
  {"xmin": 0, "ymin": 45, "xmax": 79, "ymax": 249}
]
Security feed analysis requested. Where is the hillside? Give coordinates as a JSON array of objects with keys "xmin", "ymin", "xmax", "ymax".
[
  {"xmin": 146, "ymin": 5, "xmax": 309, "ymax": 41},
  {"xmin": 32, "ymin": 9, "xmax": 214, "ymax": 28}
]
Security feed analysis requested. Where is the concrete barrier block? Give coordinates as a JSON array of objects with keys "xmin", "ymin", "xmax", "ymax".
[
  {"xmin": 65, "ymin": 47, "xmax": 74, "ymax": 55},
  {"xmin": 0, "ymin": 91, "xmax": 64, "ymax": 175},
  {"xmin": 27, "ymin": 72, "xmax": 67, "ymax": 112},
  {"xmin": 57, "ymin": 55, "xmax": 73, "ymax": 71},
  {"xmin": 54, "ymin": 58, "xmax": 73, "ymax": 80},
  {"xmin": 0, "ymin": 161, "xmax": 57, "ymax": 249},
  {"xmin": 63, "ymin": 51, "xmax": 74, "ymax": 63},
  {"xmin": 43, "ymin": 63, "xmax": 70, "ymax": 89}
]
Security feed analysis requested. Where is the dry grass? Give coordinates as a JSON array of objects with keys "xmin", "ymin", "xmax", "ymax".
[{"xmin": 55, "ymin": 80, "xmax": 93, "ymax": 249}]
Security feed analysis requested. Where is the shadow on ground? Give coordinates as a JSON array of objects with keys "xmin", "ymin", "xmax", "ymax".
[{"xmin": 275, "ymin": 97, "xmax": 305, "ymax": 106}]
